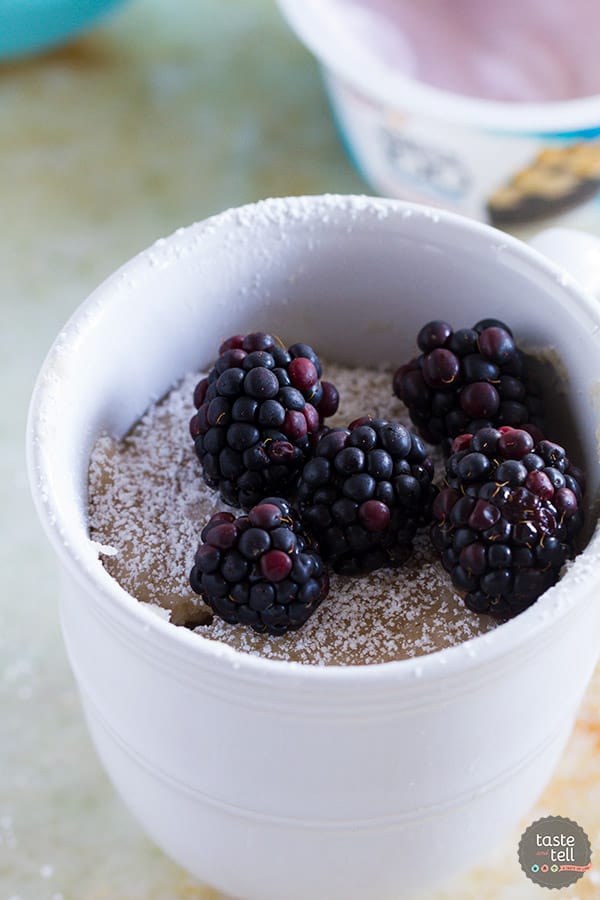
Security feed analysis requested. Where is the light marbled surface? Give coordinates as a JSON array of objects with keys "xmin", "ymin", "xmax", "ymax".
[{"xmin": 1, "ymin": 1, "xmax": 599, "ymax": 897}]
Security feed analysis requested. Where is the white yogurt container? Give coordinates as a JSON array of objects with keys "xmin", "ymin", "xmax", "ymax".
[
  {"xmin": 279, "ymin": 0, "xmax": 600, "ymax": 227},
  {"xmin": 27, "ymin": 196, "xmax": 600, "ymax": 898}
]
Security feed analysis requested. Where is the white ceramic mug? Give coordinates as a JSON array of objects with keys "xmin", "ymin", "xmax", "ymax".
[{"xmin": 27, "ymin": 196, "xmax": 600, "ymax": 899}]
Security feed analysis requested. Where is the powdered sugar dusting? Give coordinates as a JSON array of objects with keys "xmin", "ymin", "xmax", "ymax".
[{"xmin": 88, "ymin": 361, "xmax": 497, "ymax": 664}]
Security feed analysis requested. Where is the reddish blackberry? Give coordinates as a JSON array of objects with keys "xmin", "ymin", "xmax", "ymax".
[
  {"xmin": 189, "ymin": 498, "xmax": 329, "ymax": 635},
  {"xmin": 297, "ymin": 417, "xmax": 437, "ymax": 575},
  {"xmin": 393, "ymin": 318, "xmax": 543, "ymax": 450},
  {"xmin": 431, "ymin": 426, "xmax": 585, "ymax": 619},
  {"xmin": 189, "ymin": 332, "xmax": 339, "ymax": 508}
]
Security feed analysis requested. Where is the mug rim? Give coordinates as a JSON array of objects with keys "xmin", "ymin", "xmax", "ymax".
[
  {"xmin": 26, "ymin": 193, "xmax": 600, "ymax": 686},
  {"xmin": 278, "ymin": 0, "xmax": 600, "ymax": 134}
]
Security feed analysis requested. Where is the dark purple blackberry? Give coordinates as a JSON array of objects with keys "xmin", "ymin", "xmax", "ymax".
[
  {"xmin": 393, "ymin": 318, "xmax": 543, "ymax": 450},
  {"xmin": 297, "ymin": 417, "xmax": 437, "ymax": 575},
  {"xmin": 189, "ymin": 498, "xmax": 329, "ymax": 635},
  {"xmin": 190, "ymin": 332, "xmax": 339, "ymax": 508},
  {"xmin": 431, "ymin": 426, "xmax": 585, "ymax": 619}
]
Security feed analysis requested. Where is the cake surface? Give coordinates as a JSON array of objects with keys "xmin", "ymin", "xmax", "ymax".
[{"xmin": 88, "ymin": 362, "xmax": 497, "ymax": 665}]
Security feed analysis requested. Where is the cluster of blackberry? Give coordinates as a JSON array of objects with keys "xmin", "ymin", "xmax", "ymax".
[
  {"xmin": 190, "ymin": 332, "xmax": 339, "ymax": 509},
  {"xmin": 189, "ymin": 498, "xmax": 329, "ymax": 636},
  {"xmin": 393, "ymin": 318, "xmax": 543, "ymax": 450},
  {"xmin": 187, "ymin": 323, "xmax": 585, "ymax": 635},
  {"xmin": 393, "ymin": 317, "xmax": 585, "ymax": 620},
  {"xmin": 188, "ymin": 331, "xmax": 436, "ymax": 634},
  {"xmin": 297, "ymin": 418, "xmax": 436, "ymax": 575},
  {"xmin": 431, "ymin": 427, "xmax": 585, "ymax": 619}
]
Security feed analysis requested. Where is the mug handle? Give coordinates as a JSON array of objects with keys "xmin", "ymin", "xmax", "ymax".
[{"xmin": 529, "ymin": 227, "xmax": 600, "ymax": 299}]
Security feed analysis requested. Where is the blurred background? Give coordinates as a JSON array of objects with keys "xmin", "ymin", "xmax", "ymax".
[{"xmin": 1, "ymin": 1, "xmax": 599, "ymax": 898}]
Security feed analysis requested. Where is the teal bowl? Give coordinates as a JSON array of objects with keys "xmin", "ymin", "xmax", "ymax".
[{"xmin": 0, "ymin": 0, "xmax": 128, "ymax": 59}]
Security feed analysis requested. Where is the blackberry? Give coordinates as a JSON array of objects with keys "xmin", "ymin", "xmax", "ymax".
[
  {"xmin": 189, "ymin": 498, "xmax": 329, "ymax": 635},
  {"xmin": 431, "ymin": 427, "xmax": 585, "ymax": 619},
  {"xmin": 297, "ymin": 417, "xmax": 437, "ymax": 575},
  {"xmin": 190, "ymin": 332, "xmax": 339, "ymax": 508},
  {"xmin": 393, "ymin": 318, "xmax": 543, "ymax": 450}
]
